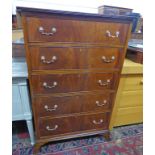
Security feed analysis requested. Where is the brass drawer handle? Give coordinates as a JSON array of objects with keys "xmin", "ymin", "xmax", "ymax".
[
  {"xmin": 106, "ymin": 30, "xmax": 120, "ymax": 38},
  {"xmin": 102, "ymin": 56, "xmax": 115, "ymax": 63},
  {"xmin": 41, "ymin": 56, "xmax": 57, "ymax": 64},
  {"xmin": 44, "ymin": 105, "xmax": 58, "ymax": 111},
  {"xmin": 38, "ymin": 26, "xmax": 57, "ymax": 36},
  {"xmin": 43, "ymin": 82, "xmax": 58, "ymax": 89},
  {"xmin": 46, "ymin": 125, "xmax": 58, "ymax": 131},
  {"xmin": 96, "ymin": 100, "xmax": 107, "ymax": 106},
  {"xmin": 98, "ymin": 79, "xmax": 110, "ymax": 86},
  {"xmin": 93, "ymin": 119, "xmax": 103, "ymax": 125}
]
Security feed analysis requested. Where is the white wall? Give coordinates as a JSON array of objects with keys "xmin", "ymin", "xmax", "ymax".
[
  {"xmin": 12, "ymin": 0, "xmax": 143, "ymax": 15},
  {"xmin": 12, "ymin": 0, "xmax": 103, "ymax": 14}
]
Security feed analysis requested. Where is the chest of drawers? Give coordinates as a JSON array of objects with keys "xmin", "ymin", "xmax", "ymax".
[
  {"xmin": 110, "ymin": 59, "xmax": 143, "ymax": 128},
  {"xmin": 18, "ymin": 7, "xmax": 132, "ymax": 154}
]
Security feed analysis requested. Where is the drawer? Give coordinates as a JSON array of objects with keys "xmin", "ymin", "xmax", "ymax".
[
  {"xmin": 26, "ymin": 17, "xmax": 129, "ymax": 45},
  {"xmin": 29, "ymin": 47, "xmax": 121, "ymax": 70},
  {"xmin": 81, "ymin": 113, "xmax": 109, "ymax": 131},
  {"xmin": 34, "ymin": 93, "xmax": 112, "ymax": 117},
  {"xmin": 38, "ymin": 112, "xmax": 108, "ymax": 138},
  {"xmin": 120, "ymin": 76, "xmax": 143, "ymax": 91},
  {"xmin": 118, "ymin": 90, "xmax": 143, "ymax": 108},
  {"xmin": 31, "ymin": 73, "xmax": 117, "ymax": 94},
  {"xmin": 114, "ymin": 106, "xmax": 143, "ymax": 126}
]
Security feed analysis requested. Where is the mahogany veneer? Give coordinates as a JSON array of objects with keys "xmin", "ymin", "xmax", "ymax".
[
  {"xmin": 26, "ymin": 16, "xmax": 129, "ymax": 45},
  {"xmin": 38, "ymin": 112, "xmax": 109, "ymax": 138},
  {"xmin": 18, "ymin": 7, "xmax": 132, "ymax": 154},
  {"xmin": 29, "ymin": 47, "xmax": 122, "ymax": 70},
  {"xmin": 31, "ymin": 72, "xmax": 117, "ymax": 94},
  {"xmin": 34, "ymin": 92, "xmax": 113, "ymax": 117}
]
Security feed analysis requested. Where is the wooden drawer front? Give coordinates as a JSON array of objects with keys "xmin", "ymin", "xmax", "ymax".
[
  {"xmin": 38, "ymin": 112, "xmax": 108, "ymax": 138},
  {"xmin": 114, "ymin": 106, "xmax": 143, "ymax": 126},
  {"xmin": 120, "ymin": 76, "xmax": 143, "ymax": 91},
  {"xmin": 118, "ymin": 90, "xmax": 143, "ymax": 108},
  {"xmin": 26, "ymin": 17, "xmax": 129, "ymax": 45},
  {"xmin": 80, "ymin": 93, "xmax": 112, "ymax": 113},
  {"xmin": 81, "ymin": 113, "xmax": 109, "ymax": 131},
  {"xmin": 31, "ymin": 73, "xmax": 116, "ymax": 94},
  {"xmin": 34, "ymin": 93, "xmax": 112, "ymax": 117},
  {"xmin": 38, "ymin": 115, "xmax": 81, "ymax": 138},
  {"xmin": 30, "ymin": 47, "xmax": 121, "ymax": 70}
]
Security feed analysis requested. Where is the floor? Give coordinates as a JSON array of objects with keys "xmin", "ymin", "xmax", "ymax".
[{"xmin": 12, "ymin": 121, "xmax": 143, "ymax": 155}]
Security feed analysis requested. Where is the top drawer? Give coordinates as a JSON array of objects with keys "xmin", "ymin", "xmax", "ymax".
[{"xmin": 26, "ymin": 17, "xmax": 129, "ymax": 45}]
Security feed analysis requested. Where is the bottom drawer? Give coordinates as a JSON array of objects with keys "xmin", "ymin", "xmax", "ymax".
[
  {"xmin": 38, "ymin": 113, "xmax": 109, "ymax": 138},
  {"xmin": 114, "ymin": 106, "xmax": 143, "ymax": 126}
]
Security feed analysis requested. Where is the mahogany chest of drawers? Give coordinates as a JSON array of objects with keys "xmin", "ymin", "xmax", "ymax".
[{"xmin": 18, "ymin": 7, "xmax": 132, "ymax": 154}]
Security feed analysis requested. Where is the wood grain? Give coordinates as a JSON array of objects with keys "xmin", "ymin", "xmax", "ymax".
[
  {"xmin": 31, "ymin": 72, "xmax": 117, "ymax": 94},
  {"xmin": 38, "ymin": 112, "xmax": 109, "ymax": 138},
  {"xmin": 29, "ymin": 46, "xmax": 122, "ymax": 70},
  {"xmin": 19, "ymin": 7, "xmax": 132, "ymax": 153},
  {"xmin": 26, "ymin": 16, "xmax": 129, "ymax": 45},
  {"xmin": 33, "ymin": 92, "xmax": 113, "ymax": 117}
]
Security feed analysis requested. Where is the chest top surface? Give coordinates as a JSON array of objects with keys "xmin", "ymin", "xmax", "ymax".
[{"xmin": 17, "ymin": 7, "xmax": 133, "ymax": 23}]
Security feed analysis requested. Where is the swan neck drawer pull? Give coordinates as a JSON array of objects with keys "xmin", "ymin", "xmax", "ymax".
[
  {"xmin": 44, "ymin": 105, "xmax": 58, "ymax": 111},
  {"xmin": 98, "ymin": 79, "xmax": 110, "ymax": 86},
  {"xmin": 106, "ymin": 30, "xmax": 120, "ymax": 38},
  {"xmin": 46, "ymin": 125, "xmax": 58, "ymax": 131},
  {"xmin": 96, "ymin": 100, "xmax": 107, "ymax": 106},
  {"xmin": 43, "ymin": 82, "xmax": 58, "ymax": 89},
  {"xmin": 38, "ymin": 26, "xmax": 57, "ymax": 36},
  {"xmin": 102, "ymin": 56, "xmax": 115, "ymax": 63},
  {"xmin": 41, "ymin": 56, "xmax": 57, "ymax": 64},
  {"xmin": 93, "ymin": 119, "xmax": 103, "ymax": 125}
]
